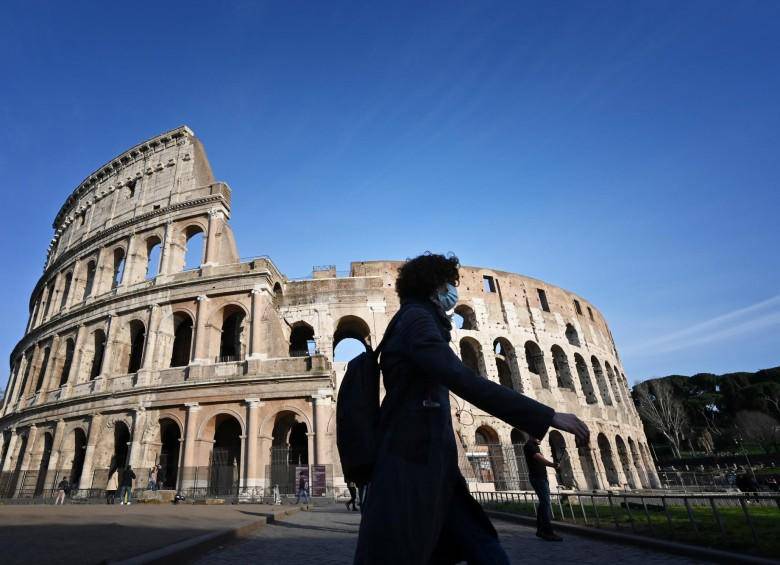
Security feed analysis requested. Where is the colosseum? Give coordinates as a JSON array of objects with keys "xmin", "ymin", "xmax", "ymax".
[{"xmin": 0, "ymin": 126, "xmax": 659, "ymax": 501}]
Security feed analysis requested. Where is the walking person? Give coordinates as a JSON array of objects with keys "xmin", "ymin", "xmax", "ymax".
[
  {"xmin": 353, "ymin": 253, "xmax": 589, "ymax": 564},
  {"xmin": 345, "ymin": 481, "xmax": 358, "ymax": 511},
  {"xmin": 119, "ymin": 465, "xmax": 136, "ymax": 505},
  {"xmin": 105, "ymin": 470, "xmax": 119, "ymax": 504},
  {"xmin": 295, "ymin": 472, "xmax": 310, "ymax": 505},
  {"xmin": 524, "ymin": 437, "xmax": 562, "ymax": 541},
  {"xmin": 54, "ymin": 478, "xmax": 70, "ymax": 505}
]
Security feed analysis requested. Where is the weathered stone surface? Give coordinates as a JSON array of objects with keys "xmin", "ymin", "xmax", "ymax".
[{"xmin": 0, "ymin": 127, "xmax": 656, "ymax": 500}]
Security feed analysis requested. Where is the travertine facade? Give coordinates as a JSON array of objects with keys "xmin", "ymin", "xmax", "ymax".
[{"xmin": 0, "ymin": 127, "xmax": 658, "ymax": 498}]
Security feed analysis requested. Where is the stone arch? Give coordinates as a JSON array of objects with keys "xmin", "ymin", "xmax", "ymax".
[
  {"xmin": 550, "ymin": 345, "xmax": 575, "ymax": 391},
  {"xmin": 69, "ymin": 428, "xmax": 88, "ymax": 487},
  {"xmin": 34, "ymin": 345, "xmax": 51, "ymax": 392},
  {"xmin": 615, "ymin": 435, "xmax": 636, "ymax": 488},
  {"xmin": 111, "ymin": 246, "xmax": 126, "ymax": 288},
  {"xmin": 605, "ymin": 362, "xmax": 622, "ymax": 404},
  {"xmin": 510, "ymin": 429, "xmax": 532, "ymax": 490},
  {"xmin": 57, "ymin": 338, "xmax": 75, "ymax": 388},
  {"xmin": 577, "ymin": 442, "xmax": 600, "ymax": 490},
  {"xmin": 169, "ymin": 311, "xmax": 194, "ymax": 367},
  {"xmin": 453, "ymin": 304, "xmax": 478, "ymax": 330},
  {"xmin": 627, "ymin": 437, "xmax": 649, "ymax": 488},
  {"xmin": 333, "ymin": 314, "xmax": 371, "ymax": 361},
  {"xmin": 143, "ymin": 234, "xmax": 163, "ymax": 280},
  {"xmin": 549, "ymin": 431, "xmax": 575, "ymax": 489},
  {"xmin": 565, "ymin": 323, "xmax": 580, "ymax": 347},
  {"xmin": 269, "ymin": 410, "xmax": 310, "ymax": 493},
  {"xmin": 289, "ymin": 321, "xmax": 315, "ymax": 357},
  {"xmin": 524, "ymin": 340, "xmax": 550, "ymax": 389},
  {"xmin": 272, "ymin": 282, "xmax": 284, "ymax": 308},
  {"xmin": 574, "ymin": 353, "xmax": 597, "ymax": 404},
  {"xmin": 88, "ymin": 328, "xmax": 107, "ymax": 380},
  {"xmin": 197, "ymin": 408, "xmax": 247, "ymax": 442},
  {"xmin": 474, "ymin": 425, "xmax": 507, "ymax": 489},
  {"xmin": 208, "ymin": 414, "xmax": 243, "ymax": 496},
  {"xmin": 259, "ymin": 405, "xmax": 312, "ymax": 440},
  {"xmin": 157, "ymin": 417, "xmax": 182, "ymax": 489},
  {"xmin": 494, "ymin": 337, "xmax": 521, "ymax": 391},
  {"xmin": 207, "ymin": 303, "xmax": 249, "ymax": 362},
  {"xmin": 175, "ymin": 222, "xmax": 208, "ymax": 272},
  {"xmin": 33, "ymin": 432, "xmax": 54, "ymax": 497},
  {"xmin": 6, "ymin": 431, "xmax": 29, "ymax": 497},
  {"xmin": 640, "ymin": 443, "xmax": 660, "ymax": 488},
  {"xmin": 460, "ymin": 337, "xmax": 487, "ymax": 378},
  {"xmin": 82, "ymin": 258, "xmax": 97, "ymax": 300},
  {"xmin": 59, "ymin": 271, "xmax": 73, "ymax": 311},
  {"xmin": 591, "ymin": 357, "xmax": 613, "ymax": 405},
  {"xmin": 597, "ymin": 433, "xmax": 620, "ymax": 486},
  {"xmin": 125, "ymin": 319, "xmax": 147, "ymax": 374}
]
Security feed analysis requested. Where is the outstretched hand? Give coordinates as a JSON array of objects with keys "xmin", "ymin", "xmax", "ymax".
[{"xmin": 551, "ymin": 412, "xmax": 590, "ymax": 444}]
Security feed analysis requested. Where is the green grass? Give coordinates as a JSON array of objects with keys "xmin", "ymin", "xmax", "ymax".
[{"xmin": 485, "ymin": 498, "xmax": 780, "ymax": 559}]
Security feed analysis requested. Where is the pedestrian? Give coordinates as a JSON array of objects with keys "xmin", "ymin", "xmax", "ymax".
[
  {"xmin": 524, "ymin": 437, "xmax": 562, "ymax": 541},
  {"xmin": 353, "ymin": 253, "xmax": 589, "ymax": 564},
  {"xmin": 106, "ymin": 470, "xmax": 119, "ymax": 504},
  {"xmin": 272, "ymin": 484, "xmax": 282, "ymax": 505},
  {"xmin": 119, "ymin": 465, "xmax": 136, "ymax": 505},
  {"xmin": 54, "ymin": 478, "xmax": 70, "ymax": 505},
  {"xmin": 147, "ymin": 465, "xmax": 158, "ymax": 491},
  {"xmin": 295, "ymin": 472, "xmax": 310, "ymax": 505},
  {"xmin": 156, "ymin": 465, "xmax": 165, "ymax": 490},
  {"xmin": 346, "ymin": 481, "xmax": 358, "ymax": 511}
]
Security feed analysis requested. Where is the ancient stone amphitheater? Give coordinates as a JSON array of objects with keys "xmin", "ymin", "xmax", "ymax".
[{"xmin": 0, "ymin": 126, "xmax": 658, "ymax": 500}]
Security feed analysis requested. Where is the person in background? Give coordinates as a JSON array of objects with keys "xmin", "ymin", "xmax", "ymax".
[
  {"xmin": 524, "ymin": 437, "xmax": 562, "ymax": 541},
  {"xmin": 346, "ymin": 481, "xmax": 358, "ymax": 511},
  {"xmin": 295, "ymin": 472, "xmax": 310, "ymax": 505},
  {"xmin": 106, "ymin": 470, "xmax": 119, "ymax": 504},
  {"xmin": 119, "ymin": 465, "xmax": 136, "ymax": 505},
  {"xmin": 147, "ymin": 465, "xmax": 158, "ymax": 491},
  {"xmin": 54, "ymin": 478, "xmax": 70, "ymax": 505}
]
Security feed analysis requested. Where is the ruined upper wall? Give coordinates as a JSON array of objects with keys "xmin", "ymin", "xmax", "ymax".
[{"xmin": 47, "ymin": 126, "xmax": 222, "ymax": 267}]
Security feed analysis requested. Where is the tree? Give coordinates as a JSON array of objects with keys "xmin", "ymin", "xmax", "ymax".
[
  {"xmin": 636, "ymin": 380, "xmax": 688, "ymax": 458},
  {"xmin": 734, "ymin": 410, "xmax": 780, "ymax": 454}
]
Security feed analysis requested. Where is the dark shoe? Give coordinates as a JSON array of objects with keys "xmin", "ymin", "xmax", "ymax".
[
  {"xmin": 345, "ymin": 502, "xmax": 351, "ymax": 510},
  {"xmin": 539, "ymin": 532, "xmax": 563, "ymax": 542}
]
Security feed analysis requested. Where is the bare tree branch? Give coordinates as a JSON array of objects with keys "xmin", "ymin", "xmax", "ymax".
[{"xmin": 636, "ymin": 380, "xmax": 688, "ymax": 458}]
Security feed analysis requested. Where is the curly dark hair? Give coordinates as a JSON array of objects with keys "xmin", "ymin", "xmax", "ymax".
[{"xmin": 395, "ymin": 253, "xmax": 460, "ymax": 301}]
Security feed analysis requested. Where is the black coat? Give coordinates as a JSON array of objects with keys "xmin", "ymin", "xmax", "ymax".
[
  {"xmin": 121, "ymin": 468, "xmax": 136, "ymax": 487},
  {"xmin": 354, "ymin": 298, "xmax": 555, "ymax": 564}
]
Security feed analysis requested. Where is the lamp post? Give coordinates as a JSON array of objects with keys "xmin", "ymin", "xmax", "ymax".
[{"xmin": 734, "ymin": 435, "xmax": 757, "ymax": 483}]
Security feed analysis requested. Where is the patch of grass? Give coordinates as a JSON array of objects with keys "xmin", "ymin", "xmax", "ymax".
[{"xmin": 485, "ymin": 497, "xmax": 780, "ymax": 559}]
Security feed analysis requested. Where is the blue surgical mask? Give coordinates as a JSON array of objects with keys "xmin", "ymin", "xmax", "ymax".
[{"xmin": 437, "ymin": 283, "xmax": 458, "ymax": 311}]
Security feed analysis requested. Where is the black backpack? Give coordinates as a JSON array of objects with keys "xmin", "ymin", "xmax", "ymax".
[{"xmin": 336, "ymin": 308, "xmax": 404, "ymax": 485}]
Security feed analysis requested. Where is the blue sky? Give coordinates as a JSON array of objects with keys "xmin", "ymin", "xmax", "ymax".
[{"xmin": 1, "ymin": 1, "xmax": 778, "ymax": 388}]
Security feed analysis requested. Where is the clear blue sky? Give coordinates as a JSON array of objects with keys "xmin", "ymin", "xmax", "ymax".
[{"xmin": 1, "ymin": 1, "xmax": 779, "ymax": 388}]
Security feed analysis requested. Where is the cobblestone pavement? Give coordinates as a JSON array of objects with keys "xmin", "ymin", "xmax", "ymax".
[{"xmin": 195, "ymin": 504, "xmax": 710, "ymax": 564}]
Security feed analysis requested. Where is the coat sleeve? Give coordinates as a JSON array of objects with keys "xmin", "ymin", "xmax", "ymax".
[{"xmin": 401, "ymin": 305, "xmax": 555, "ymax": 440}]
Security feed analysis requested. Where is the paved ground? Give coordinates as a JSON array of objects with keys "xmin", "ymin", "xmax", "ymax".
[
  {"xmin": 195, "ymin": 504, "xmax": 711, "ymax": 564},
  {"xmin": 0, "ymin": 502, "xmax": 293, "ymax": 565}
]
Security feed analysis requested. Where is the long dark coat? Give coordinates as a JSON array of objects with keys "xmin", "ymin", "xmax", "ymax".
[{"xmin": 354, "ymin": 298, "xmax": 555, "ymax": 564}]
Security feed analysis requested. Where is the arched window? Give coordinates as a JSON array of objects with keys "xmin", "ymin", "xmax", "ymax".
[
  {"xmin": 549, "ymin": 431, "xmax": 575, "ymax": 489},
  {"xmin": 59, "ymin": 272, "xmax": 73, "ymax": 310},
  {"xmin": 34, "ymin": 433, "xmax": 54, "ymax": 497},
  {"xmin": 183, "ymin": 227, "xmax": 205, "ymax": 270},
  {"xmin": 58, "ymin": 339, "xmax": 75, "ymax": 387},
  {"xmin": 551, "ymin": 345, "xmax": 574, "ymax": 390},
  {"xmin": 89, "ymin": 329, "xmax": 106, "ymax": 380},
  {"xmin": 127, "ymin": 320, "xmax": 146, "ymax": 374},
  {"xmin": 273, "ymin": 282, "xmax": 283, "ymax": 308},
  {"xmin": 453, "ymin": 304, "xmax": 478, "ymax": 331},
  {"xmin": 597, "ymin": 433, "xmax": 620, "ymax": 486},
  {"xmin": 145, "ymin": 237, "xmax": 162, "ymax": 279},
  {"xmin": 34, "ymin": 347, "xmax": 51, "ymax": 392},
  {"xmin": 112, "ymin": 248, "xmax": 125, "ymax": 288},
  {"xmin": 605, "ymin": 362, "xmax": 622, "ymax": 403},
  {"xmin": 169, "ymin": 313, "xmax": 193, "ymax": 367},
  {"xmin": 524, "ymin": 341, "xmax": 549, "ymax": 389},
  {"xmin": 289, "ymin": 322, "xmax": 316, "ymax": 357},
  {"xmin": 494, "ymin": 338, "xmax": 521, "ymax": 391},
  {"xmin": 574, "ymin": 353, "xmax": 597, "ymax": 404},
  {"xmin": 219, "ymin": 307, "xmax": 246, "ymax": 362},
  {"xmin": 158, "ymin": 419, "xmax": 181, "ymax": 489},
  {"xmin": 210, "ymin": 415, "xmax": 243, "ymax": 495},
  {"xmin": 69, "ymin": 428, "xmax": 87, "ymax": 486},
  {"xmin": 82, "ymin": 260, "xmax": 96, "ymax": 300},
  {"xmin": 333, "ymin": 315, "xmax": 371, "ymax": 362},
  {"xmin": 615, "ymin": 435, "xmax": 636, "ymax": 488},
  {"xmin": 459, "ymin": 337, "xmax": 486, "ymax": 377},
  {"xmin": 591, "ymin": 356, "xmax": 612, "ymax": 406},
  {"xmin": 270, "ymin": 411, "xmax": 309, "ymax": 493},
  {"xmin": 17, "ymin": 351, "xmax": 33, "ymax": 400},
  {"xmin": 565, "ymin": 324, "xmax": 580, "ymax": 347}
]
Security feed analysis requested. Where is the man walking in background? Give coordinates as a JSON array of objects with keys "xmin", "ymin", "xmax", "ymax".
[{"xmin": 524, "ymin": 437, "xmax": 562, "ymax": 541}]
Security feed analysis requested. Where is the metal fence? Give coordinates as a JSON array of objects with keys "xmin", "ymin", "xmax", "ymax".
[{"xmin": 473, "ymin": 489, "xmax": 780, "ymax": 553}]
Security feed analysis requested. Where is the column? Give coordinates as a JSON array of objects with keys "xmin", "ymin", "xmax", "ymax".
[
  {"xmin": 245, "ymin": 399, "xmax": 261, "ymax": 490},
  {"xmin": 248, "ymin": 288, "xmax": 270, "ymax": 360},
  {"xmin": 64, "ymin": 259, "xmax": 81, "ymax": 310},
  {"xmin": 0, "ymin": 429, "xmax": 18, "ymax": 473},
  {"xmin": 128, "ymin": 406, "xmax": 147, "ymax": 469},
  {"xmin": 306, "ymin": 432, "xmax": 315, "ymax": 471},
  {"xmin": 64, "ymin": 324, "xmax": 87, "ymax": 395},
  {"xmin": 203, "ymin": 208, "xmax": 223, "ymax": 266},
  {"xmin": 78, "ymin": 414, "xmax": 103, "ymax": 491},
  {"xmin": 312, "ymin": 394, "xmax": 333, "ymax": 466},
  {"xmin": 191, "ymin": 295, "xmax": 210, "ymax": 364},
  {"xmin": 180, "ymin": 403, "xmax": 201, "ymax": 489},
  {"xmin": 45, "ymin": 419, "xmax": 67, "ymax": 478},
  {"xmin": 2, "ymin": 364, "xmax": 21, "ymax": 416},
  {"xmin": 39, "ymin": 335, "xmax": 61, "ymax": 398},
  {"xmin": 122, "ymin": 234, "xmax": 140, "ymax": 286},
  {"xmin": 137, "ymin": 305, "xmax": 160, "ymax": 385},
  {"xmin": 257, "ymin": 435, "xmax": 273, "ymax": 492},
  {"xmin": 158, "ymin": 221, "xmax": 174, "ymax": 275}
]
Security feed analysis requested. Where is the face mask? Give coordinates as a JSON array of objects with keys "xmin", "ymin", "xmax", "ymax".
[{"xmin": 437, "ymin": 283, "xmax": 458, "ymax": 311}]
